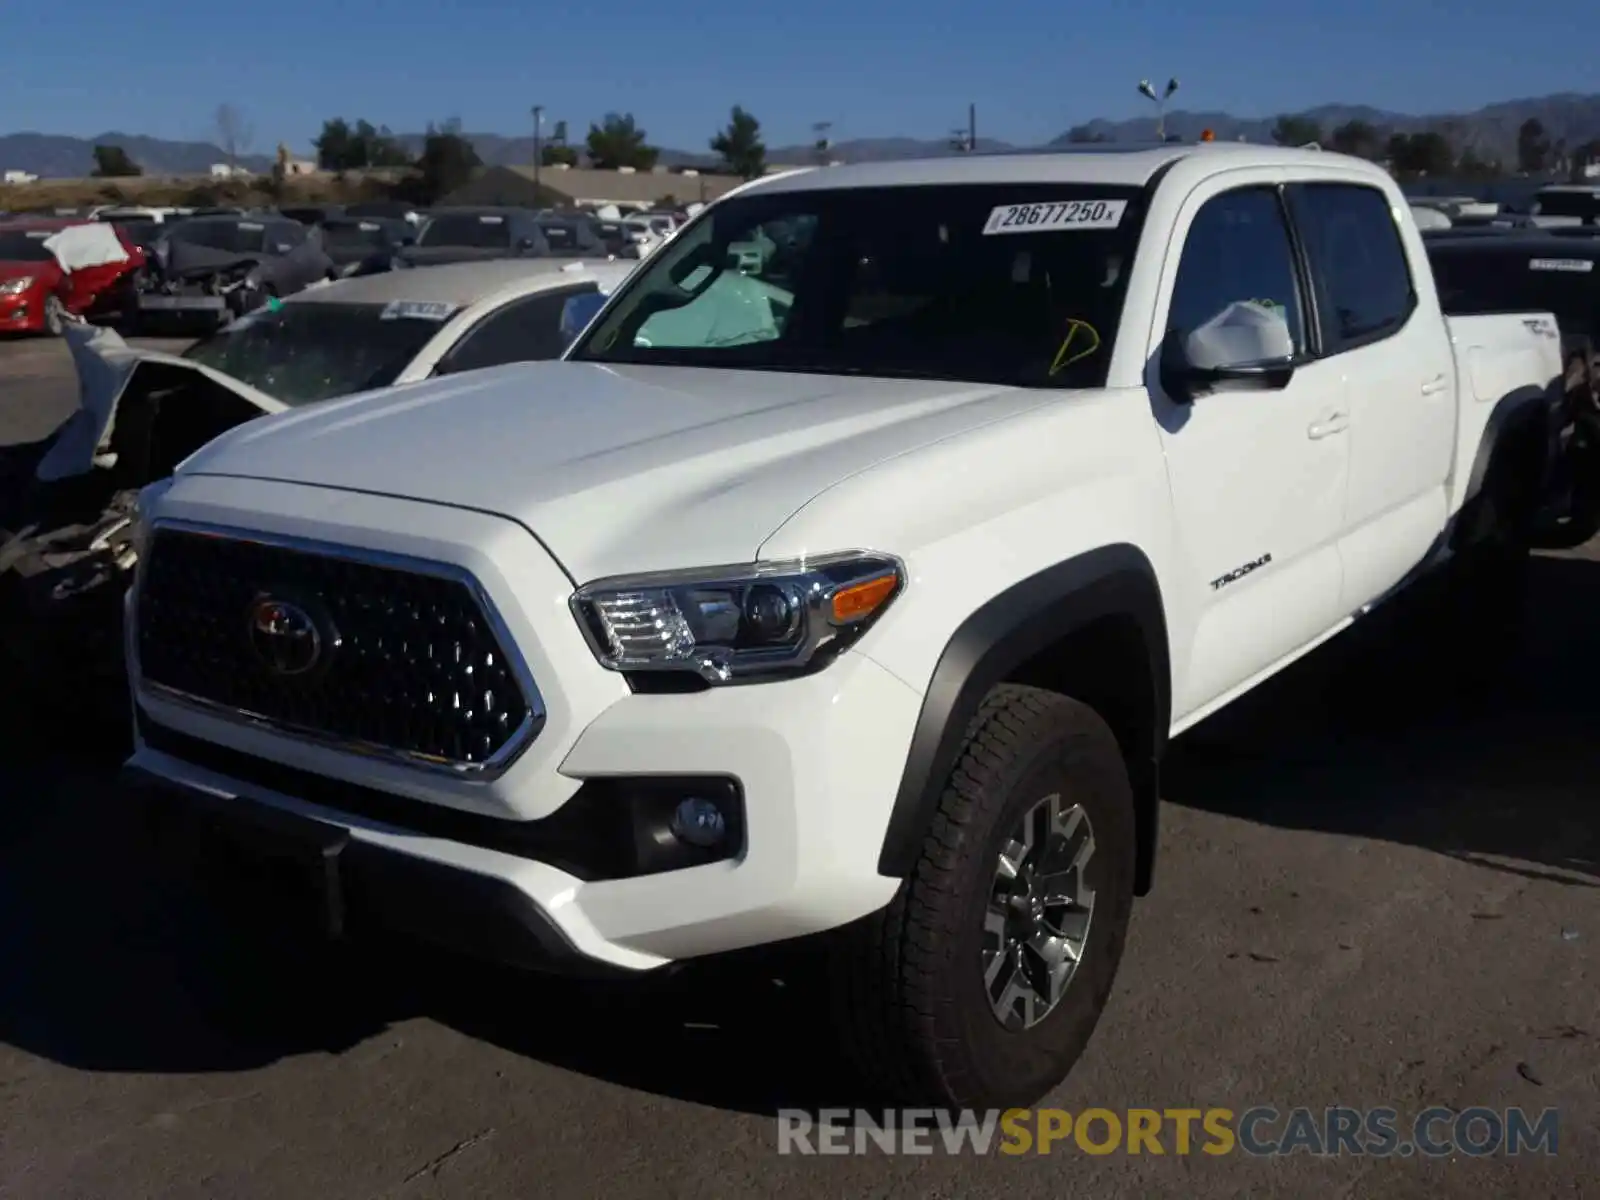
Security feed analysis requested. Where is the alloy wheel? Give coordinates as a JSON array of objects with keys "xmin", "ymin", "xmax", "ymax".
[{"xmin": 981, "ymin": 792, "xmax": 1097, "ymax": 1031}]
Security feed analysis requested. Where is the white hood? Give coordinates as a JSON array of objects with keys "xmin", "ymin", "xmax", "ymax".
[
  {"xmin": 177, "ymin": 360, "xmax": 1052, "ymax": 581},
  {"xmin": 38, "ymin": 323, "xmax": 285, "ymax": 482}
]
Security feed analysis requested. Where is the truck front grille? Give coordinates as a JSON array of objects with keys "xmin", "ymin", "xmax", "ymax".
[{"xmin": 134, "ymin": 526, "xmax": 540, "ymax": 771}]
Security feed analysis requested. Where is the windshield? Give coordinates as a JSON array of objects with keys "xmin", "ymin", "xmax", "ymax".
[
  {"xmin": 419, "ymin": 213, "xmax": 511, "ymax": 249},
  {"xmin": 569, "ymin": 183, "xmax": 1147, "ymax": 387},
  {"xmin": 1533, "ymin": 191, "xmax": 1600, "ymax": 221},
  {"xmin": 180, "ymin": 302, "xmax": 444, "ymax": 404},
  {"xmin": 321, "ymin": 221, "xmax": 389, "ymax": 251},
  {"xmin": 539, "ymin": 220, "xmax": 600, "ymax": 253},
  {"xmin": 170, "ymin": 220, "xmax": 269, "ymax": 254},
  {"xmin": 1428, "ymin": 248, "xmax": 1597, "ymax": 338},
  {"xmin": 0, "ymin": 230, "xmax": 56, "ymax": 262}
]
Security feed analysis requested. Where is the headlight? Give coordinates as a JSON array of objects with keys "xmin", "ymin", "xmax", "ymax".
[
  {"xmin": 571, "ymin": 551, "xmax": 903, "ymax": 683},
  {"xmin": 0, "ymin": 276, "xmax": 34, "ymax": 296}
]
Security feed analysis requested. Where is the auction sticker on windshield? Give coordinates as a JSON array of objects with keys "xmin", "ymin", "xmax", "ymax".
[
  {"xmin": 380, "ymin": 300, "xmax": 457, "ymax": 321},
  {"xmin": 1528, "ymin": 258, "xmax": 1594, "ymax": 273},
  {"xmin": 984, "ymin": 200, "xmax": 1128, "ymax": 235}
]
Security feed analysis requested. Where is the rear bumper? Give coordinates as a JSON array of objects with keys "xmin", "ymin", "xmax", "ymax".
[{"xmin": 124, "ymin": 761, "xmax": 637, "ymax": 978}]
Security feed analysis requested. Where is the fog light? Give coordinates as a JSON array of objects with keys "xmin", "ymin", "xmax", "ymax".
[{"xmin": 670, "ymin": 797, "xmax": 728, "ymax": 848}]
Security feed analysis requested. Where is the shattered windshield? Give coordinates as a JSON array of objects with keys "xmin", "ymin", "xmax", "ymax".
[
  {"xmin": 321, "ymin": 221, "xmax": 390, "ymax": 251},
  {"xmin": 0, "ymin": 231, "xmax": 56, "ymax": 262},
  {"xmin": 169, "ymin": 220, "xmax": 270, "ymax": 254},
  {"xmin": 418, "ymin": 214, "xmax": 512, "ymax": 249},
  {"xmin": 569, "ymin": 183, "xmax": 1147, "ymax": 388},
  {"xmin": 180, "ymin": 302, "xmax": 444, "ymax": 405}
]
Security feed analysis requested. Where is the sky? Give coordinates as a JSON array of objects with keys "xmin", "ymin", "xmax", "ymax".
[{"xmin": 3, "ymin": 0, "xmax": 1596, "ymax": 153}]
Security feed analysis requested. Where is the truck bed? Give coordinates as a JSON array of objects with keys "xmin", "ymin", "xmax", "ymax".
[{"xmin": 1443, "ymin": 311, "xmax": 1565, "ymax": 519}]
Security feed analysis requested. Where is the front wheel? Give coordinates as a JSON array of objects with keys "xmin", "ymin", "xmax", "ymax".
[{"xmin": 829, "ymin": 684, "xmax": 1136, "ymax": 1109}]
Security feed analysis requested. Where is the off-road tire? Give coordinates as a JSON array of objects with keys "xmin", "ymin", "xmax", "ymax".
[{"xmin": 828, "ymin": 684, "xmax": 1137, "ymax": 1109}]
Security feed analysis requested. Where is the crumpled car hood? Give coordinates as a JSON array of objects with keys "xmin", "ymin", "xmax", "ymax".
[
  {"xmin": 38, "ymin": 323, "xmax": 284, "ymax": 482},
  {"xmin": 176, "ymin": 359, "xmax": 1048, "ymax": 582}
]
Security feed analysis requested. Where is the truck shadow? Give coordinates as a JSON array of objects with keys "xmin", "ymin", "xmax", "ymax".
[
  {"xmin": 1162, "ymin": 549, "xmax": 1600, "ymax": 889},
  {"xmin": 0, "ymin": 698, "xmax": 855, "ymax": 1115},
  {"xmin": 0, "ymin": 550, "xmax": 1593, "ymax": 1117}
]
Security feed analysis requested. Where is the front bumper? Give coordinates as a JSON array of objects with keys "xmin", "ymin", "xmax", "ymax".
[
  {"xmin": 129, "ymin": 640, "xmax": 918, "ymax": 973},
  {"xmin": 1, "ymin": 293, "xmax": 44, "ymax": 332},
  {"xmin": 129, "ymin": 475, "xmax": 921, "ymax": 973},
  {"xmin": 124, "ymin": 761, "xmax": 621, "ymax": 976}
]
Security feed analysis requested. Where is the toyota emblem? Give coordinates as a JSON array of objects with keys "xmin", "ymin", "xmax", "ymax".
[{"xmin": 248, "ymin": 595, "xmax": 325, "ymax": 677}]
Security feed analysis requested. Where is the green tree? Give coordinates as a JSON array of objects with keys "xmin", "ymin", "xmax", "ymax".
[
  {"xmin": 411, "ymin": 119, "xmax": 481, "ymax": 203},
  {"xmin": 358, "ymin": 120, "xmax": 412, "ymax": 167},
  {"xmin": 314, "ymin": 117, "xmax": 410, "ymax": 171},
  {"xmin": 710, "ymin": 106, "xmax": 767, "ymax": 179},
  {"xmin": 314, "ymin": 118, "xmax": 356, "ymax": 170},
  {"xmin": 586, "ymin": 112, "xmax": 658, "ymax": 170},
  {"xmin": 1517, "ymin": 118, "xmax": 1550, "ymax": 175},
  {"xmin": 91, "ymin": 144, "xmax": 141, "ymax": 177},
  {"xmin": 1328, "ymin": 119, "xmax": 1382, "ymax": 160},
  {"xmin": 1386, "ymin": 131, "xmax": 1455, "ymax": 179},
  {"xmin": 1271, "ymin": 114, "xmax": 1323, "ymax": 146},
  {"xmin": 1456, "ymin": 148, "xmax": 1502, "ymax": 181},
  {"xmin": 541, "ymin": 143, "xmax": 579, "ymax": 167}
]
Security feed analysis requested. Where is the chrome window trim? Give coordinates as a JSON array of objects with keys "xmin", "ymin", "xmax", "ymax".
[{"xmin": 130, "ymin": 518, "xmax": 546, "ymax": 780}]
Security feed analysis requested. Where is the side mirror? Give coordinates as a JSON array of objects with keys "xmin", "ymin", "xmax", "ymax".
[
  {"xmin": 517, "ymin": 236, "xmax": 539, "ymax": 252},
  {"xmin": 559, "ymin": 291, "xmax": 609, "ymax": 347},
  {"xmin": 1161, "ymin": 300, "xmax": 1297, "ymax": 401}
]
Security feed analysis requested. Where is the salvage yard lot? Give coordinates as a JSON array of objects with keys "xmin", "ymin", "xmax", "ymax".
[{"xmin": 0, "ymin": 334, "xmax": 1595, "ymax": 1199}]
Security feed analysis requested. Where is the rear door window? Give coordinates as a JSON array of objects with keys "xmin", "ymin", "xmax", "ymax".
[{"xmin": 1288, "ymin": 183, "xmax": 1417, "ymax": 352}]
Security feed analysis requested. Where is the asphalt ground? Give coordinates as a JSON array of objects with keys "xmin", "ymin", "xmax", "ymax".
[{"xmin": 0, "ymin": 333, "xmax": 1594, "ymax": 1199}]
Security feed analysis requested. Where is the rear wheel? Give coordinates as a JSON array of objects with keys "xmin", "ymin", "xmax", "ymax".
[{"xmin": 829, "ymin": 684, "xmax": 1136, "ymax": 1108}]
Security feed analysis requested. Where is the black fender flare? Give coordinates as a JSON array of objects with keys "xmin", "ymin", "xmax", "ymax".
[
  {"xmin": 1455, "ymin": 384, "xmax": 1560, "ymax": 543},
  {"xmin": 875, "ymin": 543, "xmax": 1172, "ymax": 891}
]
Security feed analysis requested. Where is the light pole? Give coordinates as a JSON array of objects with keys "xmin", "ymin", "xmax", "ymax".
[
  {"xmin": 813, "ymin": 121, "xmax": 833, "ymax": 166},
  {"xmin": 949, "ymin": 103, "xmax": 978, "ymax": 152},
  {"xmin": 1138, "ymin": 78, "xmax": 1179, "ymax": 141},
  {"xmin": 531, "ymin": 105, "xmax": 544, "ymax": 197}
]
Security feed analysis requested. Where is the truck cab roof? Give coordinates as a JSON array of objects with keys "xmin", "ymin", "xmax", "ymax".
[{"xmin": 740, "ymin": 142, "xmax": 1379, "ymax": 195}]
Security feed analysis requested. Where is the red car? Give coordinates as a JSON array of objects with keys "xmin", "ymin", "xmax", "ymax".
[{"xmin": 0, "ymin": 218, "xmax": 145, "ymax": 336}]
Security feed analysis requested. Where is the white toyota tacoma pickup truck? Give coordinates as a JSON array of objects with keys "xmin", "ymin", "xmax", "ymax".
[{"xmin": 124, "ymin": 143, "xmax": 1563, "ymax": 1109}]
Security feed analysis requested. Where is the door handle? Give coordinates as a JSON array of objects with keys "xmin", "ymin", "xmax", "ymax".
[
  {"xmin": 1420, "ymin": 374, "xmax": 1449, "ymax": 396},
  {"xmin": 1307, "ymin": 411, "xmax": 1349, "ymax": 440}
]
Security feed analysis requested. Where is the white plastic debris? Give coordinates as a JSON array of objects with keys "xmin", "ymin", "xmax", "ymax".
[{"xmin": 42, "ymin": 223, "xmax": 130, "ymax": 272}]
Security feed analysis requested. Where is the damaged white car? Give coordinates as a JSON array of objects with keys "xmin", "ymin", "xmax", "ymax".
[{"xmin": 0, "ymin": 257, "xmax": 635, "ymax": 709}]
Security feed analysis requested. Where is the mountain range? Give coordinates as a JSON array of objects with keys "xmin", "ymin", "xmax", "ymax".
[{"xmin": 4, "ymin": 93, "xmax": 1599, "ymax": 179}]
